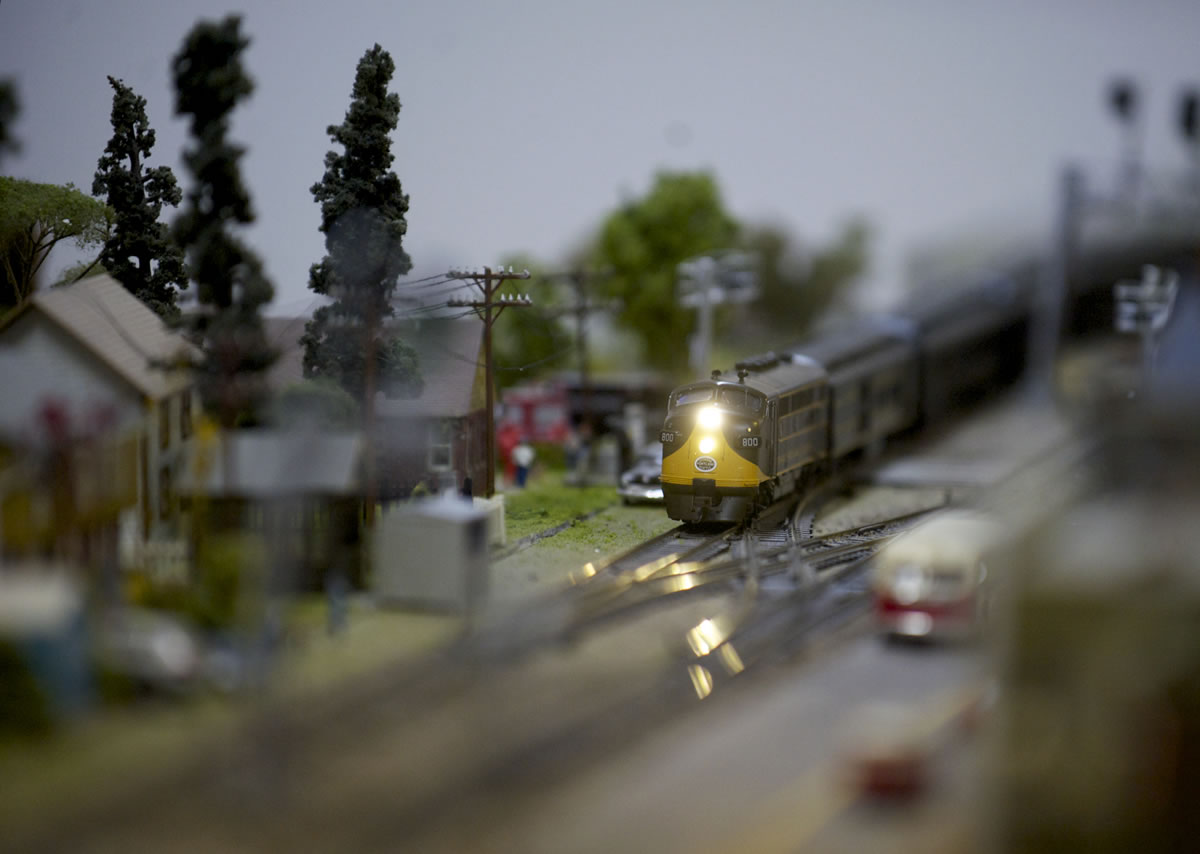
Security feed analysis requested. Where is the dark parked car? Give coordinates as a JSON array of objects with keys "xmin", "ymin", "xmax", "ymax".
[{"xmin": 618, "ymin": 443, "xmax": 664, "ymax": 504}]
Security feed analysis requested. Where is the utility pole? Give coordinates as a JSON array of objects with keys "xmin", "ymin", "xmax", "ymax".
[
  {"xmin": 543, "ymin": 269, "xmax": 613, "ymax": 431},
  {"xmin": 448, "ymin": 266, "xmax": 532, "ymax": 497},
  {"xmin": 1030, "ymin": 162, "xmax": 1086, "ymax": 399}
]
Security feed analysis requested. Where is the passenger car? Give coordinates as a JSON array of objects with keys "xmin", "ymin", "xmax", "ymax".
[
  {"xmin": 871, "ymin": 510, "xmax": 1001, "ymax": 641},
  {"xmin": 617, "ymin": 443, "xmax": 664, "ymax": 504}
]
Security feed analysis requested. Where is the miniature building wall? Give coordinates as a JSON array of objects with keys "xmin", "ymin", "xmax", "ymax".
[
  {"xmin": 373, "ymin": 411, "xmax": 487, "ymax": 500},
  {"xmin": 0, "ymin": 312, "xmax": 144, "ymax": 436}
]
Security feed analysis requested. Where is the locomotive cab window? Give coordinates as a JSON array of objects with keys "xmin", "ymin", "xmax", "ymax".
[
  {"xmin": 672, "ymin": 387, "xmax": 714, "ymax": 407},
  {"xmin": 718, "ymin": 387, "xmax": 764, "ymax": 413}
]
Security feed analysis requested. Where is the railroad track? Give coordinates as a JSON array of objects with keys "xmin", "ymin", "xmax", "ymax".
[{"xmin": 13, "ymin": 488, "xmax": 953, "ymax": 853}]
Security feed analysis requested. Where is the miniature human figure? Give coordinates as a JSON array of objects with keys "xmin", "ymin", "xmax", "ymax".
[
  {"xmin": 325, "ymin": 569, "xmax": 347, "ymax": 635},
  {"xmin": 513, "ymin": 438, "xmax": 535, "ymax": 488},
  {"xmin": 460, "ymin": 475, "xmax": 474, "ymax": 501},
  {"xmin": 574, "ymin": 419, "xmax": 594, "ymax": 484},
  {"xmin": 497, "ymin": 420, "xmax": 521, "ymax": 487},
  {"xmin": 564, "ymin": 422, "xmax": 582, "ymax": 473}
]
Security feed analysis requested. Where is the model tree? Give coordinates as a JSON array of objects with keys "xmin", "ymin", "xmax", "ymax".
[
  {"xmin": 590, "ymin": 170, "xmax": 740, "ymax": 374},
  {"xmin": 171, "ymin": 15, "xmax": 275, "ymax": 427},
  {"xmin": 0, "ymin": 177, "xmax": 114, "ymax": 310},
  {"xmin": 735, "ymin": 218, "xmax": 870, "ymax": 350},
  {"xmin": 301, "ymin": 44, "xmax": 422, "ymax": 405},
  {"xmin": 0, "ymin": 80, "xmax": 18, "ymax": 161},
  {"xmin": 93, "ymin": 76, "xmax": 187, "ymax": 320}
]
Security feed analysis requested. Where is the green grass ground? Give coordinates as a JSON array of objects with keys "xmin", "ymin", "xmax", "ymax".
[{"xmin": 500, "ymin": 468, "xmax": 620, "ymax": 542}]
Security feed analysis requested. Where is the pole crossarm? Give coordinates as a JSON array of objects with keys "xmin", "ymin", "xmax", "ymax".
[{"xmin": 443, "ymin": 266, "xmax": 534, "ymax": 497}]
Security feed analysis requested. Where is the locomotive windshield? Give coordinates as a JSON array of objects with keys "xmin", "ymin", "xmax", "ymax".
[
  {"xmin": 671, "ymin": 386, "xmax": 714, "ymax": 407},
  {"xmin": 718, "ymin": 386, "xmax": 764, "ymax": 413}
]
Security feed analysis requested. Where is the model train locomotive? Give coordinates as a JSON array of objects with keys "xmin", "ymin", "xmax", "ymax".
[
  {"xmin": 659, "ymin": 224, "xmax": 1200, "ymax": 524},
  {"xmin": 659, "ymin": 267, "xmax": 1044, "ymax": 523}
]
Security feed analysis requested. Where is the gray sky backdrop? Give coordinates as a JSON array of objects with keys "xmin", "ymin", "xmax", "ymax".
[{"xmin": 2, "ymin": 0, "xmax": 1198, "ymax": 316}]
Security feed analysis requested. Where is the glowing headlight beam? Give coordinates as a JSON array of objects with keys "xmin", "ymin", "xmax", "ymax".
[
  {"xmin": 687, "ymin": 664, "xmax": 714, "ymax": 699},
  {"xmin": 697, "ymin": 406, "xmax": 723, "ymax": 430},
  {"xmin": 698, "ymin": 436, "xmax": 716, "ymax": 454}
]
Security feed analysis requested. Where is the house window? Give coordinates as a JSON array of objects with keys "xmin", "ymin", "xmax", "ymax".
[
  {"xmin": 180, "ymin": 392, "xmax": 192, "ymax": 439},
  {"xmin": 159, "ymin": 465, "xmax": 172, "ymax": 520},
  {"xmin": 428, "ymin": 420, "xmax": 453, "ymax": 471},
  {"xmin": 159, "ymin": 399, "xmax": 171, "ymax": 449}
]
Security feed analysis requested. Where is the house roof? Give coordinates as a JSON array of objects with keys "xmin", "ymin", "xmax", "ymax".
[
  {"xmin": 180, "ymin": 430, "xmax": 363, "ymax": 497},
  {"xmin": 375, "ymin": 319, "xmax": 485, "ymax": 418},
  {"xmin": 18, "ymin": 274, "xmax": 196, "ymax": 400}
]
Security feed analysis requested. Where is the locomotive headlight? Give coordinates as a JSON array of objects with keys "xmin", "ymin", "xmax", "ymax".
[
  {"xmin": 698, "ymin": 436, "xmax": 717, "ymax": 455},
  {"xmin": 697, "ymin": 406, "xmax": 722, "ymax": 430}
]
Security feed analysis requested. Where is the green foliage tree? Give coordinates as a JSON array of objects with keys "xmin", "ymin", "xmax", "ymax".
[
  {"xmin": 270, "ymin": 378, "xmax": 359, "ymax": 429},
  {"xmin": 492, "ymin": 255, "xmax": 574, "ymax": 389},
  {"xmin": 93, "ymin": 76, "xmax": 187, "ymax": 321},
  {"xmin": 300, "ymin": 305, "xmax": 423, "ymax": 402},
  {"xmin": 736, "ymin": 217, "xmax": 871, "ymax": 348},
  {"xmin": 53, "ymin": 258, "xmax": 108, "ymax": 286},
  {"xmin": 302, "ymin": 44, "xmax": 421, "ymax": 406},
  {"xmin": 0, "ymin": 177, "xmax": 114, "ymax": 310},
  {"xmin": 590, "ymin": 171, "xmax": 739, "ymax": 374},
  {"xmin": 171, "ymin": 15, "xmax": 275, "ymax": 428}
]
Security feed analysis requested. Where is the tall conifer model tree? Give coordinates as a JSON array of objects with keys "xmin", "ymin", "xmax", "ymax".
[
  {"xmin": 0, "ymin": 80, "xmax": 18, "ymax": 161},
  {"xmin": 301, "ymin": 44, "xmax": 421, "ymax": 405},
  {"xmin": 171, "ymin": 15, "xmax": 275, "ymax": 428},
  {"xmin": 93, "ymin": 76, "xmax": 186, "ymax": 319}
]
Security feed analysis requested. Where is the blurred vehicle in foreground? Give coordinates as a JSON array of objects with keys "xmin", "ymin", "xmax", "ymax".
[
  {"xmin": 871, "ymin": 510, "xmax": 1001, "ymax": 641},
  {"xmin": 617, "ymin": 443, "xmax": 664, "ymax": 504},
  {"xmin": 839, "ymin": 700, "xmax": 931, "ymax": 799},
  {"xmin": 94, "ymin": 607, "xmax": 201, "ymax": 694}
]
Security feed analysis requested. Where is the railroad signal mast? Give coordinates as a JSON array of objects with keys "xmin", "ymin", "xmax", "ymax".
[
  {"xmin": 677, "ymin": 251, "xmax": 759, "ymax": 378},
  {"xmin": 1033, "ymin": 79, "xmax": 1200, "ymax": 396},
  {"xmin": 447, "ymin": 266, "xmax": 532, "ymax": 497},
  {"xmin": 1114, "ymin": 264, "xmax": 1179, "ymax": 386}
]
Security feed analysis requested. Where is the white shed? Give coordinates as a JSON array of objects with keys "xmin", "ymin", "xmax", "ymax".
[{"xmin": 371, "ymin": 493, "xmax": 489, "ymax": 613}]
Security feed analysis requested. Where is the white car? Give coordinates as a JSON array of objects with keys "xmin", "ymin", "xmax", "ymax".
[{"xmin": 617, "ymin": 444, "xmax": 664, "ymax": 505}]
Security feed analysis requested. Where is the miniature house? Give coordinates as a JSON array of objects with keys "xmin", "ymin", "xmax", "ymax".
[
  {"xmin": 0, "ymin": 275, "xmax": 198, "ymax": 557},
  {"xmin": 373, "ymin": 319, "xmax": 487, "ymax": 500},
  {"xmin": 178, "ymin": 428, "xmax": 365, "ymax": 590}
]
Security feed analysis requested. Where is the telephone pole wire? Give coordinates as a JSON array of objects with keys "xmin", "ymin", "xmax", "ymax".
[{"xmin": 448, "ymin": 266, "xmax": 533, "ymax": 497}]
